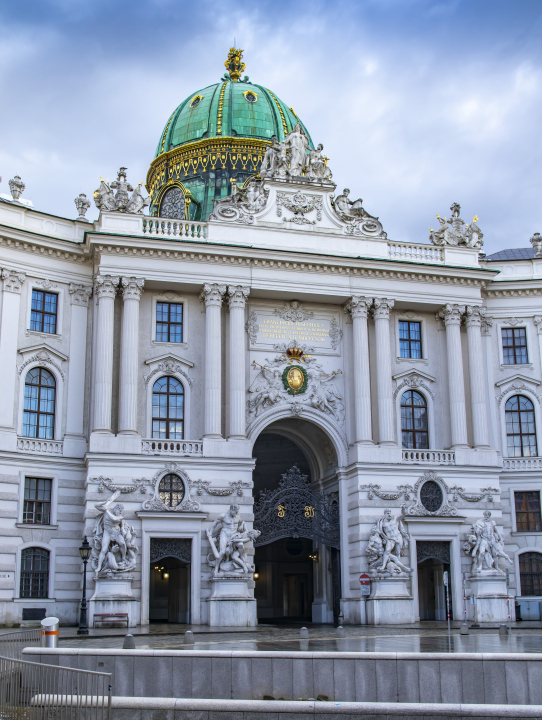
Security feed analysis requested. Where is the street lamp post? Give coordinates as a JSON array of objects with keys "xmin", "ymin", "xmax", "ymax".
[{"xmin": 78, "ymin": 537, "xmax": 91, "ymax": 635}]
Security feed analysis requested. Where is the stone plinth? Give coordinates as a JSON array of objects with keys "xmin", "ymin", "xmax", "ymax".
[
  {"xmin": 366, "ymin": 574, "xmax": 414, "ymax": 625},
  {"xmin": 469, "ymin": 572, "xmax": 511, "ymax": 623},
  {"xmin": 207, "ymin": 576, "xmax": 257, "ymax": 627},
  {"xmin": 89, "ymin": 576, "xmax": 137, "ymax": 627}
]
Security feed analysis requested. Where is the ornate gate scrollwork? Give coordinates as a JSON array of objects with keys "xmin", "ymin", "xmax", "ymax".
[
  {"xmin": 150, "ymin": 538, "xmax": 192, "ymax": 564},
  {"xmin": 416, "ymin": 540, "xmax": 450, "ymax": 565},
  {"xmin": 253, "ymin": 465, "xmax": 340, "ymax": 548}
]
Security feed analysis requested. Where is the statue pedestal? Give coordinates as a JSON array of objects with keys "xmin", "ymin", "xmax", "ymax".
[
  {"xmin": 207, "ymin": 576, "xmax": 257, "ymax": 627},
  {"xmin": 366, "ymin": 574, "xmax": 414, "ymax": 625},
  {"xmin": 469, "ymin": 573, "xmax": 511, "ymax": 623},
  {"xmin": 89, "ymin": 575, "xmax": 137, "ymax": 628}
]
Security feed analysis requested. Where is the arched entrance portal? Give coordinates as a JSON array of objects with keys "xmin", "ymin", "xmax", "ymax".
[{"xmin": 251, "ymin": 423, "xmax": 340, "ymax": 624}]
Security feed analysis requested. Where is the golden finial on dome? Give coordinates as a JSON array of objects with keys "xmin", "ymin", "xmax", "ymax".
[{"xmin": 225, "ymin": 47, "xmax": 246, "ymax": 82}]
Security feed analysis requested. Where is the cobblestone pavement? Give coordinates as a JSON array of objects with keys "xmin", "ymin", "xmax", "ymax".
[{"xmin": 53, "ymin": 622, "xmax": 542, "ymax": 653}]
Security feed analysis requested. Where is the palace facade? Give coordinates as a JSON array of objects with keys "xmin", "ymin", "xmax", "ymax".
[{"xmin": 1, "ymin": 50, "xmax": 541, "ymax": 628}]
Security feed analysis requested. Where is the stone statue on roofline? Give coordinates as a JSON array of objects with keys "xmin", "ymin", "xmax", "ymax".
[
  {"xmin": 429, "ymin": 202, "xmax": 483, "ymax": 249},
  {"xmin": 331, "ymin": 188, "xmax": 387, "ymax": 238},
  {"xmin": 93, "ymin": 167, "xmax": 150, "ymax": 214},
  {"xmin": 258, "ymin": 126, "xmax": 333, "ymax": 182}
]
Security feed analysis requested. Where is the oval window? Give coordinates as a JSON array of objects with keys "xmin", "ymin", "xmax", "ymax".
[
  {"xmin": 158, "ymin": 473, "xmax": 185, "ymax": 508},
  {"xmin": 244, "ymin": 92, "xmax": 257, "ymax": 103},
  {"xmin": 420, "ymin": 480, "xmax": 443, "ymax": 512},
  {"xmin": 190, "ymin": 96, "xmax": 202, "ymax": 109}
]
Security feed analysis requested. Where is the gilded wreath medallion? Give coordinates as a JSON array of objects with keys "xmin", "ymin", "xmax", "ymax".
[{"xmin": 282, "ymin": 364, "xmax": 308, "ymax": 395}]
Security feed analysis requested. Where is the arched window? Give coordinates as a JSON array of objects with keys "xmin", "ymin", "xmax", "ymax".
[
  {"xmin": 401, "ymin": 390, "xmax": 428, "ymax": 449},
  {"xmin": 158, "ymin": 473, "xmax": 185, "ymax": 508},
  {"xmin": 506, "ymin": 395, "xmax": 538, "ymax": 457},
  {"xmin": 20, "ymin": 547, "xmax": 49, "ymax": 598},
  {"xmin": 152, "ymin": 376, "xmax": 184, "ymax": 439},
  {"xmin": 23, "ymin": 368, "xmax": 56, "ymax": 439},
  {"xmin": 519, "ymin": 552, "xmax": 542, "ymax": 596}
]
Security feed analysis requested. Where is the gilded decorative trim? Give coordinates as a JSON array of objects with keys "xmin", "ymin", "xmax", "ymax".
[
  {"xmin": 267, "ymin": 89, "xmax": 288, "ymax": 136},
  {"xmin": 217, "ymin": 81, "xmax": 227, "ymax": 135},
  {"xmin": 160, "ymin": 112, "xmax": 176, "ymax": 155}
]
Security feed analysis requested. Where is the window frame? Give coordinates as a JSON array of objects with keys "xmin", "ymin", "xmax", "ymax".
[
  {"xmin": 395, "ymin": 316, "xmax": 427, "ymax": 362},
  {"xmin": 19, "ymin": 546, "xmax": 50, "ymax": 599},
  {"xmin": 151, "ymin": 375, "xmax": 185, "ymax": 440},
  {"xmin": 518, "ymin": 551, "xmax": 542, "ymax": 597},
  {"xmin": 29, "ymin": 289, "xmax": 58, "ymax": 335},
  {"xmin": 22, "ymin": 477, "xmax": 53, "ymax": 525},
  {"xmin": 514, "ymin": 490, "xmax": 542, "ymax": 533},
  {"xmin": 398, "ymin": 320, "xmax": 423, "ymax": 360},
  {"xmin": 505, "ymin": 394, "xmax": 538, "ymax": 458},
  {"xmin": 400, "ymin": 389, "xmax": 429, "ymax": 449},
  {"xmin": 501, "ymin": 326, "xmax": 529, "ymax": 365},
  {"xmin": 151, "ymin": 295, "xmax": 188, "ymax": 346},
  {"xmin": 17, "ymin": 471, "xmax": 58, "ymax": 527},
  {"xmin": 22, "ymin": 367, "xmax": 56, "ymax": 440},
  {"xmin": 25, "ymin": 282, "xmax": 64, "ymax": 337}
]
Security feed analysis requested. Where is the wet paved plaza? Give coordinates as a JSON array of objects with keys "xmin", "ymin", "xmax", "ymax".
[{"xmin": 50, "ymin": 621, "xmax": 542, "ymax": 654}]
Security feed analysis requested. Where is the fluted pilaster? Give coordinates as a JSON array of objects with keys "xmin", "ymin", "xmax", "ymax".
[
  {"xmin": 372, "ymin": 298, "xmax": 395, "ymax": 445},
  {"xmin": 228, "ymin": 285, "xmax": 250, "ymax": 438},
  {"xmin": 345, "ymin": 296, "xmax": 373, "ymax": 444},
  {"xmin": 465, "ymin": 305, "xmax": 490, "ymax": 449},
  {"xmin": 92, "ymin": 274, "xmax": 119, "ymax": 433},
  {"xmin": 201, "ymin": 283, "xmax": 227, "ymax": 438},
  {"xmin": 118, "ymin": 277, "xmax": 144, "ymax": 435},
  {"xmin": 439, "ymin": 303, "xmax": 468, "ymax": 448}
]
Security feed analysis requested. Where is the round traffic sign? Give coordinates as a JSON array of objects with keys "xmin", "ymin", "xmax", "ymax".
[{"xmin": 359, "ymin": 573, "xmax": 370, "ymax": 585}]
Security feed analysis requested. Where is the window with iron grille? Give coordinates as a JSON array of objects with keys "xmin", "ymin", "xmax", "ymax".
[
  {"xmin": 505, "ymin": 395, "xmax": 538, "ymax": 457},
  {"xmin": 502, "ymin": 327, "xmax": 528, "ymax": 364},
  {"xmin": 399, "ymin": 321, "xmax": 422, "ymax": 359},
  {"xmin": 20, "ymin": 547, "xmax": 49, "ymax": 598},
  {"xmin": 152, "ymin": 376, "xmax": 184, "ymax": 439},
  {"xmin": 156, "ymin": 302, "xmax": 183, "ymax": 343},
  {"xmin": 23, "ymin": 478, "xmax": 52, "ymax": 525},
  {"xmin": 158, "ymin": 473, "xmax": 185, "ymax": 508},
  {"xmin": 515, "ymin": 491, "xmax": 542, "ymax": 532},
  {"xmin": 30, "ymin": 290, "xmax": 58, "ymax": 334},
  {"xmin": 23, "ymin": 368, "xmax": 56, "ymax": 439},
  {"xmin": 401, "ymin": 390, "xmax": 429, "ymax": 449},
  {"xmin": 519, "ymin": 552, "xmax": 542, "ymax": 596}
]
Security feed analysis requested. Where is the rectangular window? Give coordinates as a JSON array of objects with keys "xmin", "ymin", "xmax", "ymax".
[
  {"xmin": 156, "ymin": 302, "xmax": 183, "ymax": 343},
  {"xmin": 502, "ymin": 327, "xmax": 528, "ymax": 365},
  {"xmin": 20, "ymin": 548, "xmax": 49, "ymax": 598},
  {"xmin": 515, "ymin": 491, "xmax": 542, "ymax": 532},
  {"xmin": 399, "ymin": 321, "xmax": 422, "ymax": 359},
  {"xmin": 30, "ymin": 290, "xmax": 58, "ymax": 334},
  {"xmin": 23, "ymin": 478, "xmax": 52, "ymax": 525}
]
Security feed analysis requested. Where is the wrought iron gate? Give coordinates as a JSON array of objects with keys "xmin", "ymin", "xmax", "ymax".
[{"xmin": 253, "ymin": 466, "xmax": 340, "ymax": 548}]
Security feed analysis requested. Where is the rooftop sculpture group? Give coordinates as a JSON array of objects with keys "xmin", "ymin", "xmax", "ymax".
[
  {"xmin": 429, "ymin": 202, "xmax": 484, "ymax": 249},
  {"xmin": 259, "ymin": 124, "xmax": 332, "ymax": 182},
  {"xmin": 94, "ymin": 167, "xmax": 150, "ymax": 214}
]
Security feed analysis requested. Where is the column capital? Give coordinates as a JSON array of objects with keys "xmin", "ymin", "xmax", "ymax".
[
  {"xmin": 121, "ymin": 276, "xmax": 145, "ymax": 301},
  {"xmin": 439, "ymin": 303, "xmax": 465, "ymax": 326},
  {"xmin": 1, "ymin": 269, "xmax": 26, "ymax": 294},
  {"xmin": 372, "ymin": 297, "xmax": 394, "ymax": 320},
  {"xmin": 464, "ymin": 305, "xmax": 486, "ymax": 328},
  {"xmin": 227, "ymin": 285, "xmax": 250, "ymax": 309},
  {"xmin": 94, "ymin": 274, "xmax": 119, "ymax": 300},
  {"xmin": 344, "ymin": 296, "xmax": 373, "ymax": 319},
  {"xmin": 200, "ymin": 283, "xmax": 227, "ymax": 307},
  {"xmin": 69, "ymin": 283, "xmax": 93, "ymax": 307}
]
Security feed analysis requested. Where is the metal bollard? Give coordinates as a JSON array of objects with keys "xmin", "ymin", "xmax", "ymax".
[
  {"xmin": 499, "ymin": 624, "xmax": 509, "ymax": 636},
  {"xmin": 336, "ymin": 626, "xmax": 345, "ymax": 638},
  {"xmin": 184, "ymin": 630, "xmax": 195, "ymax": 644},
  {"xmin": 300, "ymin": 627, "xmax": 309, "ymax": 639},
  {"xmin": 41, "ymin": 617, "xmax": 59, "ymax": 648},
  {"xmin": 123, "ymin": 633, "xmax": 136, "ymax": 649}
]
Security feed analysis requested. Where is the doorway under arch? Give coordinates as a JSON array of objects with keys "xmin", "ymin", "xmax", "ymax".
[{"xmin": 251, "ymin": 424, "xmax": 340, "ymax": 624}]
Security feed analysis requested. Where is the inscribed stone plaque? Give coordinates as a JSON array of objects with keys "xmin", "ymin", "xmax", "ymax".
[{"xmin": 248, "ymin": 307, "xmax": 342, "ymax": 355}]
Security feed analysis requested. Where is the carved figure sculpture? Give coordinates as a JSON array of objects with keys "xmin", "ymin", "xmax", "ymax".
[
  {"xmin": 206, "ymin": 504, "xmax": 261, "ymax": 577},
  {"xmin": 305, "ymin": 370, "xmax": 343, "ymax": 418},
  {"xmin": 366, "ymin": 509, "xmax": 411, "ymax": 575},
  {"xmin": 211, "ymin": 179, "xmax": 268, "ymax": 223},
  {"xmin": 282, "ymin": 123, "xmax": 310, "ymax": 177},
  {"xmin": 463, "ymin": 510, "xmax": 512, "ymax": 574},
  {"xmin": 94, "ymin": 168, "xmax": 150, "ymax": 214},
  {"xmin": 334, "ymin": 188, "xmax": 368, "ymax": 220},
  {"xmin": 306, "ymin": 143, "xmax": 332, "ymax": 181},
  {"xmin": 260, "ymin": 136, "xmax": 282, "ymax": 178},
  {"xmin": 248, "ymin": 366, "xmax": 284, "ymax": 414},
  {"xmin": 429, "ymin": 203, "xmax": 483, "ymax": 249},
  {"xmin": 90, "ymin": 490, "xmax": 138, "ymax": 576}
]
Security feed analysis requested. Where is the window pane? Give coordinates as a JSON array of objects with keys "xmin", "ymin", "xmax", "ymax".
[
  {"xmin": 152, "ymin": 376, "xmax": 184, "ymax": 439},
  {"xmin": 155, "ymin": 302, "xmax": 183, "ymax": 343}
]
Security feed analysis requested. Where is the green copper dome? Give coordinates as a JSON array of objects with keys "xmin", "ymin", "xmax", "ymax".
[
  {"xmin": 155, "ymin": 79, "xmax": 312, "ymax": 156},
  {"xmin": 147, "ymin": 49, "xmax": 313, "ymax": 220}
]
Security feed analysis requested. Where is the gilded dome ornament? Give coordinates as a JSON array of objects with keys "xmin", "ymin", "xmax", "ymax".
[{"xmin": 225, "ymin": 47, "xmax": 246, "ymax": 82}]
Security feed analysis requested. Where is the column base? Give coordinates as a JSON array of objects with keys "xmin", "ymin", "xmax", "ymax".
[{"xmin": 207, "ymin": 576, "xmax": 257, "ymax": 627}]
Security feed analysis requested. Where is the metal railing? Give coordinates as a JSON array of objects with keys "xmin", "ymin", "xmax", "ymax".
[
  {"xmin": 0, "ymin": 655, "xmax": 111, "ymax": 720},
  {"xmin": 0, "ymin": 629, "xmax": 41, "ymax": 660}
]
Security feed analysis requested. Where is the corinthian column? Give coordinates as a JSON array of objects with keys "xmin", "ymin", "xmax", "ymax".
[
  {"xmin": 345, "ymin": 296, "xmax": 373, "ymax": 444},
  {"xmin": 118, "ymin": 277, "xmax": 144, "ymax": 435},
  {"xmin": 228, "ymin": 285, "xmax": 250, "ymax": 439},
  {"xmin": 373, "ymin": 298, "xmax": 395, "ymax": 445},
  {"xmin": 465, "ymin": 305, "xmax": 490, "ymax": 449},
  {"xmin": 439, "ymin": 304, "xmax": 468, "ymax": 449},
  {"xmin": 0, "ymin": 270, "xmax": 25, "ymax": 431},
  {"xmin": 92, "ymin": 275, "xmax": 119, "ymax": 433},
  {"xmin": 201, "ymin": 283, "xmax": 226, "ymax": 438},
  {"xmin": 65, "ymin": 284, "xmax": 92, "ymax": 444}
]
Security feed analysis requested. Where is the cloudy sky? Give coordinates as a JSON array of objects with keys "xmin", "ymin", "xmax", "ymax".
[{"xmin": 1, "ymin": 0, "xmax": 541, "ymax": 253}]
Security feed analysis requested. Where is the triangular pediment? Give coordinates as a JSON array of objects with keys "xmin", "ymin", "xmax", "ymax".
[
  {"xmin": 144, "ymin": 353, "xmax": 194, "ymax": 369},
  {"xmin": 18, "ymin": 343, "xmax": 68, "ymax": 362}
]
